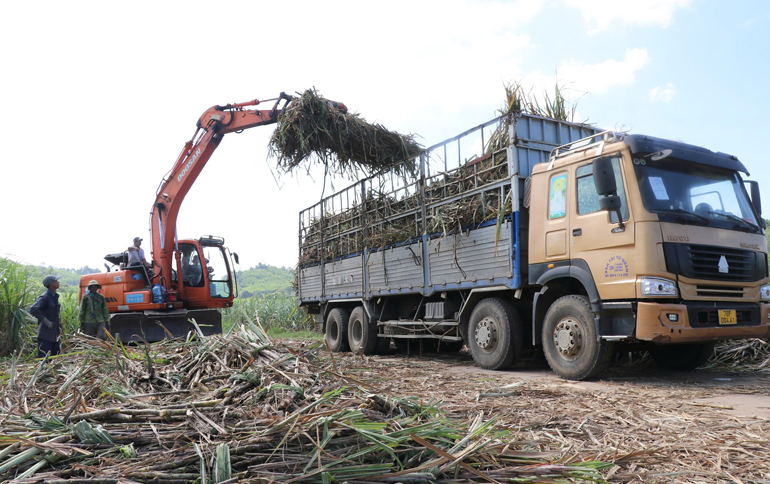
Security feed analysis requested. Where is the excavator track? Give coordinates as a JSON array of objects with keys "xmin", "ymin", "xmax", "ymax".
[{"xmin": 108, "ymin": 309, "xmax": 222, "ymax": 343}]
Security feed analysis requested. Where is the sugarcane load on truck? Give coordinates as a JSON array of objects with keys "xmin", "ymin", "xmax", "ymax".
[{"xmin": 297, "ymin": 111, "xmax": 770, "ymax": 380}]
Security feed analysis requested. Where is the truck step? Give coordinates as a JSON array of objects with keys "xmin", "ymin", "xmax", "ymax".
[{"xmin": 378, "ymin": 320, "xmax": 459, "ymax": 327}]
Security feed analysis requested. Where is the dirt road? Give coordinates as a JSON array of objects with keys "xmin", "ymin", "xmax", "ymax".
[{"xmin": 315, "ymin": 345, "xmax": 770, "ymax": 483}]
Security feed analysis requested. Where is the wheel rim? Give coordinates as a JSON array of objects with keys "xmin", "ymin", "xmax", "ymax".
[
  {"xmin": 474, "ymin": 316, "xmax": 498, "ymax": 352},
  {"xmin": 553, "ymin": 316, "xmax": 584, "ymax": 361},
  {"xmin": 351, "ymin": 318, "xmax": 363, "ymax": 345}
]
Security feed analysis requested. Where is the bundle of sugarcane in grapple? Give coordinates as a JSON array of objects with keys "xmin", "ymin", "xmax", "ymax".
[{"xmin": 269, "ymin": 89, "xmax": 423, "ymax": 178}]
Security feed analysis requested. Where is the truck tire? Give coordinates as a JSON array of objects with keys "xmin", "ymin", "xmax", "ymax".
[
  {"xmin": 468, "ymin": 298, "xmax": 521, "ymax": 370},
  {"xmin": 542, "ymin": 295, "xmax": 613, "ymax": 380},
  {"xmin": 650, "ymin": 342, "xmax": 715, "ymax": 371},
  {"xmin": 348, "ymin": 306, "xmax": 379, "ymax": 355},
  {"xmin": 325, "ymin": 308, "xmax": 351, "ymax": 353}
]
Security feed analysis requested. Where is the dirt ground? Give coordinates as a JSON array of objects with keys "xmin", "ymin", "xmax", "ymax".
[{"xmin": 294, "ymin": 341, "xmax": 770, "ymax": 483}]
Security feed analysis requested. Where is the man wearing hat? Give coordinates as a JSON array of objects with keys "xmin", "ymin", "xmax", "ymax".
[
  {"xmin": 79, "ymin": 280, "xmax": 110, "ymax": 340},
  {"xmin": 127, "ymin": 236, "xmax": 151, "ymax": 286},
  {"xmin": 29, "ymin": 275, "xmax": 62, "ymax": 358},
  {"xmin": 127, "ymin": 236, "xmax": 150, "ymax": 268}
]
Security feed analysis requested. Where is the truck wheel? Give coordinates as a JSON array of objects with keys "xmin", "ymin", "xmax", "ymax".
[
  {"xmin": 650, "ymin": 342, "xmax": 715, "ymax": 370},
  {"xmin": 468, "ymin": 298, "xmax": 521, "ymax": 370},
  {"xmin": 348, "ymin": 306, "xmax": 379, "ymax": 355},
  {"xmin": 325, "ymin": 308, "xmax": 351, "ymax": 352},
  {"xmin": 542, "ymin": 295, "xmax": 613, "ymax": 380}
]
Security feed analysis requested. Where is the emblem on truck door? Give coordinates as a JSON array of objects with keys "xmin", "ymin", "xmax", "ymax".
[{"xmin": 718, "ymin": 255, "xmax": 729, "ymax": 274}]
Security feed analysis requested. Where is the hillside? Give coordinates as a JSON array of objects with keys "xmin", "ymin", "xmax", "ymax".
[
  {"xmin": 0, "ymin": 258, "xmax": 97, "ymax": 294},
  {"xmin": 236, "ymin": 264, "xmax": 294, "ymax": 297}
]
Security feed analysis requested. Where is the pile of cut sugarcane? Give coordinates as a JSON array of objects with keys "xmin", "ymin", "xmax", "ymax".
[{"xmin": 0, "ymin": 317, "xmax": 613, "ymax": 483}]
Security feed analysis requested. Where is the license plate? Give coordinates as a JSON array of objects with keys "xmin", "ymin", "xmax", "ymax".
[{"xmin": 718, "ymin": 309, "xmax": 737, "ymax": 325}]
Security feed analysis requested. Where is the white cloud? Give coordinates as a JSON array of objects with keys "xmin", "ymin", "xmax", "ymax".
[
  {"xmin": 563, "ymin": 0, "xmax": 692, "ymax": 34},
  {"xmin": 556, "ymin": 48, "xmax": 650, "ymax": 94},
  {"xmin": 649, "ymin": 83, "xmax": 676, "ymax": 103}
]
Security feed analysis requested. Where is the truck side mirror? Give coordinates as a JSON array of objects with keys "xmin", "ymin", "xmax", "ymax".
[
  {"xmin": 747, "ymin": 180, "xmax": 762, "ymax": 218},
  {"xmin": 592, "ymin": 157, "xmax": 617, "ymax": 196},
  {"xmin": 593, "ymin": 157, "xmax": 624, "ymax": 230},
  {"xmin": 599, "ymin": 195, "xmax": 621, "ymax": 212}
]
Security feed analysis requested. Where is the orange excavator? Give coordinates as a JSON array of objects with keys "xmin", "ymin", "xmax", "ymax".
[{"xmin": 79, "ymin": 93, "xmax": 343, "ymax": 342}]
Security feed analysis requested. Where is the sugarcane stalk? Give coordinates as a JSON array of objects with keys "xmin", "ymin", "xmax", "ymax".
[
  {"xmin": 0, "ymin": 442, "xmax": 21, "ymax": 460},
  {"xmin": 0, "ymin": 446, "xmax": 41, "ymax": 474},
  {"xmin": 69, "ymin": 407, "xmax": 121, "ymax": 422},
  {"xmin": 214, "ymin": 442, "xmax": 231, "ymax": 482},
  {"xmin": 23, "ymin": 352, "xmax": 50, "ymax": 394},
  {"xmin": 57, "ymin": 355, "xmax": 89, "ymax": 398}
]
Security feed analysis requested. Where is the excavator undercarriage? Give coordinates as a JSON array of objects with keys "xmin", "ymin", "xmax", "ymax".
[{"xmin": 109, "ymin": 309, "xmax": 222, "ymax": 343}]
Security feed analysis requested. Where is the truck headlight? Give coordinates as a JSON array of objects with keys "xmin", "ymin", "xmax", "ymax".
[
  {"xmin": 761, "ymin": 284, "xmax": 770, "ymax": 301},
  {"xmin": 641, "ymin": 277, "xmax": 678, "ymax": 296}
]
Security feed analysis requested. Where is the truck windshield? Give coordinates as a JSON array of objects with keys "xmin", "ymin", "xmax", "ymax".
[
  {"xmin": 633, "ymin": 159, "xmax": 760, "ymax": 233},
  {"xmin": 203, "ymin": 246, "xmax": 231, "ymax": 298}
]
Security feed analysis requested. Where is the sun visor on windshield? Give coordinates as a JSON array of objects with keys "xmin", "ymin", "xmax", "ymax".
[{"xmin": 624, "ymin": 134, "xmax": 749, "ymax": 176}]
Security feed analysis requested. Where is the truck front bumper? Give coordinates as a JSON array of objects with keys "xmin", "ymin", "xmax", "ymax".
[{"xmin": 636, "ymin": 302, "xmax": 770, "ymax": 343}]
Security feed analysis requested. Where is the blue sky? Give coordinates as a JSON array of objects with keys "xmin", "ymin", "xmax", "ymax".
[{"xmin": 1, "ymin": 0, "xmax": 769, "ymax": 270}]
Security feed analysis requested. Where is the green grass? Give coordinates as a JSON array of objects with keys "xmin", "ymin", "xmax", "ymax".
[
  {"xmin": 0, "ymin": 257, "xmax": 36, "ymax": 355},
  {"xmin": 222, "ymin": 293, "xmax": 316, "ymax": 334}
]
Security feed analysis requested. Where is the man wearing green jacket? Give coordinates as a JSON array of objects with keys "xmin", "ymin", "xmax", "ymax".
[{"xmin": 79, "ymin": 280, "xmax": 110, "ymax": 340}]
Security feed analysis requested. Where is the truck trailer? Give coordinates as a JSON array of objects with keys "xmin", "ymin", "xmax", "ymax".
[{"xmin": 297, "ymin": 112, "xmax": 770, "ymax": 380}]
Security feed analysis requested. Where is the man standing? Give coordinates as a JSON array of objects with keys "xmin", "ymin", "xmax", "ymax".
[
  {"xmin": 29, "ymin": 275, "xmax": 62, "ymax": 358},
  {"xmin": 79, "ymin": 280, "xmax": 110, "ymax": 340}
]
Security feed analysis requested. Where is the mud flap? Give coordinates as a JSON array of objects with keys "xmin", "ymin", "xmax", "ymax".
[{"xmin": 109, "ymin": 309, "xmax": 222, "ymax": 343}]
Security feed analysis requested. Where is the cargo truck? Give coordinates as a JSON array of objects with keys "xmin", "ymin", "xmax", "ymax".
[{"xmin": 297, "ymin": 112, "xmax": 770, "ymax": 380}]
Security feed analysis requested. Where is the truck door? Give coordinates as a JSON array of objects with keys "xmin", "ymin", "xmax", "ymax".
[
  {"xmin": 570, "ymin": 156, "xmax": 636, "ymax": 299},
  {"xmin": 544, "ymin": 170, "xmax": 571, "ymax": 261}
]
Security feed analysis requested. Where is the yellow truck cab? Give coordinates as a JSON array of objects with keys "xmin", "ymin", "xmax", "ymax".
[{"xmin": 529, "ymin": 131, "xmax": 770, "ymax": 378}]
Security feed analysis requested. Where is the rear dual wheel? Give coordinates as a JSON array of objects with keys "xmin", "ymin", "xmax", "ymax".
[
  {"xmin": 325, "ymin": 308, "xmax": 351, "ymax": 352},
  {"xmin": 347, "ymin": 306, "xmax": 380, "ymax": 355}
]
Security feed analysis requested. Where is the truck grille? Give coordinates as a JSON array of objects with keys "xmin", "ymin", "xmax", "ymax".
[
  {"xmin": 663, "ymin": 243, "xmax": 764, "ymax": 282},
  {"xmin": 695, "ymin": 285, "xmax": 744, "ymax": 298},
  {"xmin": 689, "ymin": 245, "xmax": 753, "ymax": 280}
]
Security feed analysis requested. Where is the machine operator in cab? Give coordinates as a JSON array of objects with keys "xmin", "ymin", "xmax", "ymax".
[{"xmin": 127, "ymin": 236, "xmax": 152, "ymax": 286}]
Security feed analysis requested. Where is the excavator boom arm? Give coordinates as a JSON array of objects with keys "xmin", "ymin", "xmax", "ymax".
[{"xmin": 149, "ymin": 93, "xmax": 293, "ymax": 288}]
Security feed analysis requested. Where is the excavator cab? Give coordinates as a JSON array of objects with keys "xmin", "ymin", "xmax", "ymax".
[{"xmin": 171, "ymin": 236, "xmax": 236, "ymax": 309}]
